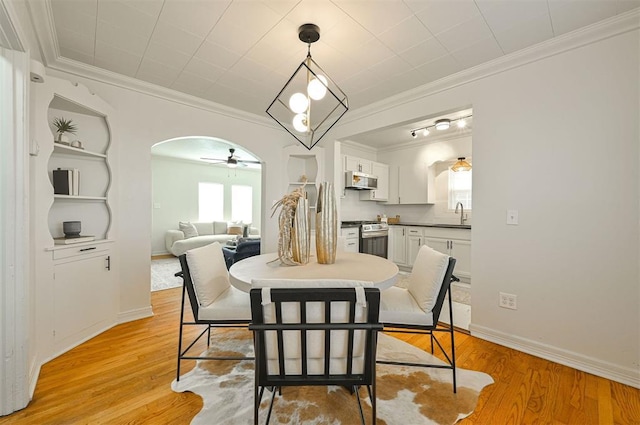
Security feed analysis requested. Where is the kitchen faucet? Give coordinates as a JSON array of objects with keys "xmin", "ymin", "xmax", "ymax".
[{"xmin": 455, "ymin": 202, "xmax": 466, "ymax": 225}]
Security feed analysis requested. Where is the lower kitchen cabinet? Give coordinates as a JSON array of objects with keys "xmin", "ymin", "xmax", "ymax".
[
  {"xmin": 388, "ymin": 226, "xmax": 407, "ymax": 265},
  {"xmin": 423, "ymin": 229, "xmax": 471, "ymax": 283},
  {"xmin": 405, "ymin": 227, "xmax": 423, "ymax": 266},
  {"xmin": 340, "ymin": 227, "xmax": 359, "ymax": 253}
]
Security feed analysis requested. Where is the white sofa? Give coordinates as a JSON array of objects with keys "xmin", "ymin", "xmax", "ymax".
[{"xmin": 165, "ymin": 221, "xmax": 259, "ymax": 256}]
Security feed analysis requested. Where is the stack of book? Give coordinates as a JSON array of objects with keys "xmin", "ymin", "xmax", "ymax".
[{"xmin": 52, "ymin": 168, "xmax": 80, "ymax": 196}]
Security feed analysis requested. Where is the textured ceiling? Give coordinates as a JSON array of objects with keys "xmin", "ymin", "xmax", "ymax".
[
  {"xmin": 49, "ymin": 0, "xmax": 639, "ymax": 117},
  {"xmin": 36, "ymin": 0, "xmax": 638, "ymax": 153}
]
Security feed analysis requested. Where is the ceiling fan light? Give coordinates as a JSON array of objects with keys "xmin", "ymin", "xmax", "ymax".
[
  {"xmin": 457, "ymin": 119, "xmax": 467, "ymax": 128},
  {"xmin": 307, "ymin": 75, "xmax": 328, "ymax": 100},
  {"xmin": 289, "ymin": 92, "xmax": 309, "ymax": 113},
  {"xmin": 423, "ymin": 128, "xmax": 430, "ymax": 136},
  {"xmin": 435, "ymin": 119, "xmax": 450, "ymax": 130},
  {"xmin": 451, "ymin": 157, "xmax": 472, "ymax": 172}
]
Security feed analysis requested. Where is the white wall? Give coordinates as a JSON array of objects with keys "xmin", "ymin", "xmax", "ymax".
[
  {"xmin": 151, "ymin": 156, "xmax": 261, "ymax": 255},
  {"xmin": 332, "ymin": 30, "xmax": 640, "ymax": 386}
]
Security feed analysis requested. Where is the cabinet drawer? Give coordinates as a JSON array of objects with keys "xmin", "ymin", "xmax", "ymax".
[
  {"xmin": 423, "ymin": 227, "xmax": 471, "ymax": 240},
  {"xmin": 406, "ymin": 228, "xmax": 424, "ymax": 237},
  {"xmin": 341, "ymin": 227, "xmax": 359, "ymax": 239},
  {"xmin": 53, "ymin": 243, "xmax": 109, "ymax": 260}
]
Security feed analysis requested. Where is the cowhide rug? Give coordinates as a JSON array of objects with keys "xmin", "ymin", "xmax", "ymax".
[{"xmin": 172, "ymin": 329, "xmax": 493, "ymax": 424}]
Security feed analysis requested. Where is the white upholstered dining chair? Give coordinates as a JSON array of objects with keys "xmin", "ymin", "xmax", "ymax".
[
  {"xmin": 249, "ymin": 279, "xmax": 382, "ymax": 425},
  {"xmin": 176, "ymin": 241, "xmax": 252, "ymax": 381},
  {"xmin": 378, "ymin": 244, "xmax": 459, "ymax": 392}
]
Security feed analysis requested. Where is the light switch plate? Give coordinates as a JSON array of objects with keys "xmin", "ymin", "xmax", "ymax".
[{"xmin": 506, "ymin": 209, "xmax": 518, "ymax": 225}]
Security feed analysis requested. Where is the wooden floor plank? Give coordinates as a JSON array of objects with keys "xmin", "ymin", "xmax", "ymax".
[{"xmin": 1, "ymin": 286, "xmax": 639, "ymax": 424}]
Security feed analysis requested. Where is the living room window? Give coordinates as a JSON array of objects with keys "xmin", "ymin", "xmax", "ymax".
[
  {"xmin": 199, "ymin": 182, "xmax": 223, "ymax": 221},
  {"xmin": 231, "ymin": 185, "xmax": 252, "ymax": 223},
  {"xmin": 448, "ymin": 168, "xmax": 472, "ymax": 210}
]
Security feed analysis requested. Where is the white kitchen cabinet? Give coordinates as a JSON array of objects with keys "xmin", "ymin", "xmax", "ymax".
[
  {"xmin": 387, "ymin": 163, "xmax": 435, "ymax": 205},
  {"xmin": 405, "ymin": 227, "xmax": 424, "ymax": 266},
  {"xmin": 341, "ymin": 227, "xmax": 359, "ymax": 253},
  {"xmin": 344, "ymin": 155, "xmax": 372, "ymax": 174},
  {"xmin": 423, "ymin": 227, "xmax": 471, "ymax": 282},
  {"xmin": 360, "ymin": 161, "xmax": 389, "ymax": 201},
  {"xmin": 388, "ymin": 226, "xmax": 407, "ymax": 265}
]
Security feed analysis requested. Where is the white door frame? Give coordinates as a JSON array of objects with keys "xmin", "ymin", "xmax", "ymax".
[{"xmin": 0, "ymin": 46, "xmax": 30, "ymax": 416}]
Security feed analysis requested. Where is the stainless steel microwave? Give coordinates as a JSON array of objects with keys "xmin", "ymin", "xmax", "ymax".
[{"xmin": 345, "ymin": 171, "xmax": 378, "ymax": 190}]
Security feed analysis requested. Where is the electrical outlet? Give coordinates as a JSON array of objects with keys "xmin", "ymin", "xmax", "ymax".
[{"xmin": 499, "ymin": 292, "xmax": 517, "ymax": 310}]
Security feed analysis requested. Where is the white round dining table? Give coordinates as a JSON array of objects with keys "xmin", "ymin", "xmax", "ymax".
[{"xmin": 229, "ymin": 251, "xmax": 399, "ymax": 293}]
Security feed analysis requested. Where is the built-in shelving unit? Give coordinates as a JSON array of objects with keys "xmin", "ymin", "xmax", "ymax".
[
  {"xmin": 283, "ymin": 145, "xmax": 325, "ymax": 229},
  {"xmin": 33, "ymin": 76, "xmax": 118, "ymax": 364},
  {"xmin": 47, "ymin": 94, "xmax": 112, "ymax": 241}
]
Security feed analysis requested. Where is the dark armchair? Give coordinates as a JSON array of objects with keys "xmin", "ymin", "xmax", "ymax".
[{"xmin": 223, "ymin": 238, "xmax": 261, "ymax": 269}]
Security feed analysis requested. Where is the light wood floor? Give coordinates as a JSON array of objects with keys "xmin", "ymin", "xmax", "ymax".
[{"xmin": 1, "ymin": 287, "xmax": 638, "ymax": 424}]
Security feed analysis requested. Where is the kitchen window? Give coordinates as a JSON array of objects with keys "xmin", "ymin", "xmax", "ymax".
[{"xmin": 448, "ymin": 168, "xmax": 472, "ymax": 210}]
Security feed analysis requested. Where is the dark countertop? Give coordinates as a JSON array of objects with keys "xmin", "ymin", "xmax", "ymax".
[{"xmin": 389, "ymin": 222, "xmax": 471, "ymax": 230}]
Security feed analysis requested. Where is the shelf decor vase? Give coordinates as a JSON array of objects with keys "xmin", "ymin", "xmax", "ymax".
[
  {"xmin": 291, "ymin": 196, "xmax": 310, "ymax": 264},
  {"xmin": 315, "ymin": 182, "xmax": 337, "ymax": 264}
]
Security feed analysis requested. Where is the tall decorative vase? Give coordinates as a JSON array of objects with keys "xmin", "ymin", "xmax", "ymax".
[
  {"xmin": 316, "ymin": 182, "xmax": 337, "ymax": 264},
  {"xmin": 291, "ymin": 196, "xmax": 310, "ymax": 264}
]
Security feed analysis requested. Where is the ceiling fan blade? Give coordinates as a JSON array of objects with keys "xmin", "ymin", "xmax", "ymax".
[
  {"xmin": 200, "ymin": 157, "xmax": 226, "ymax": 163},
  {"xmin": 237, "ymin": 159, "xmax": 261, "ymax": 164}
]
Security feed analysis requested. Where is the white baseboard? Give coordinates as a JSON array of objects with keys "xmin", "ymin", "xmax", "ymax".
[
  {"xmin": 118, "ymin": 306, "xmax": 153, "ymax": 324},
  {"xmin": 439, "ymin": 301, "xmax": 471, "ymax": 331},
  {"xmin": 470, "ymin": 324, "xmax": 640, "ymax": 388}
]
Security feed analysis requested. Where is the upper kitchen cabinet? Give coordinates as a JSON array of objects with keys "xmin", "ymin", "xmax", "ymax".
[
  {"xmin": 387, "ymin": 162, "xmax": 435, "ymax": 205},
  {"xmin": 344, "ymin": 155, "xmax": 372, "ymax": 174},
  {"xmin": 359, "ymin": 161, "xmax": 389, "ymax": 201}
]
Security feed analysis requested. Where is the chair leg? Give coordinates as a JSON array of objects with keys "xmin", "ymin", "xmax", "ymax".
[
  {"xmin": 354, "ymin": 386, "xmax": 366, "ymax": 425},
  {"xmin": 447, "ymin": 286, "xmax": 457, "ymax": 393},
  {"xmin": 176, "ymin": 283, "xmax": 187, "ymax": 382},
  {"xmin": 255, "ymin": 385, "xmax": 264, "ymax": 425},
  {"xmin": 265, "ymin": 387, "xmax": 278, "ymax": 425}
]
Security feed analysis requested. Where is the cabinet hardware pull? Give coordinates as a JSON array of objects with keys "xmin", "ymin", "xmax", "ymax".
[
  {"xmin": 106, "ymin": 256, "xmax": 111, "ymax": 271},
  {"xmin": 80, "ymin": 247, "xmax": 96, "ymax": 252}
]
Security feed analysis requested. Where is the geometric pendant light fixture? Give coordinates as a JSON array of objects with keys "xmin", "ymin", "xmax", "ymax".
[{"xmin": 266, "ymin": 24, "xmax": 349, "ymax": 151}]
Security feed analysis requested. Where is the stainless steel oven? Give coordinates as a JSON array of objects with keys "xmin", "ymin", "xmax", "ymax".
[{"xmin": 360, "ymin": 223, "xmax": 389, "ymax": 258}]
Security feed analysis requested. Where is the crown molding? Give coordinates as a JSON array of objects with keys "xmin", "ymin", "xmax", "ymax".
[
  {"xmin": 340, "ymin": 140, "xmax": 379, "ymax": 154},
  {"xmin": 378, "ymin": 131, "xmax": 472, "ymax": 153},
  {"xmin": 337, "ymin": 8, "xmax": 640, "ymax": 127},
  {"xmin": 0, "ymin": 0, "xmax": 24, "ymax": 50},
  {"xmin": 26, "ymin": 0, "xmax": 278, "ymax": 129}
]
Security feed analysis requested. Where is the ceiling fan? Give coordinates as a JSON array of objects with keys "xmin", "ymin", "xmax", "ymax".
[{"xmin": 201, "ymin": 148, "xmax": 260, "ymax": 168}]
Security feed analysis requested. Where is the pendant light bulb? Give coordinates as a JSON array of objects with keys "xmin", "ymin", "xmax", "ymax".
[
  {"xmin": 307, "ymin": 75, "xmax": 328, "ymax": 100},
  {"xmin": 289, "ymin": 92, "xmax": 309, "ymax": 113},
  {"xmin": 292, "ymin": 113, "xmax": 308, "ymax": 133}
]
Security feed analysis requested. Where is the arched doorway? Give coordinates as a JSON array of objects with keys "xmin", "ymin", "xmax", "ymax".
[{"xmin": 149, "ymin": 136, "xmax": 262, "ymax": 291}]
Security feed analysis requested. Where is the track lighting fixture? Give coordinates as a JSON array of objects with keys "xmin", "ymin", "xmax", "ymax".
[{"xmin": 409, "ymin": 114, "xmax": 472, "ymax": 139}]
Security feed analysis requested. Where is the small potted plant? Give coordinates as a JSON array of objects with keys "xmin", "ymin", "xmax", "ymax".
[{"xmin": 52, "ymin": 117, "xmax": 77, "ymax": 144}]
